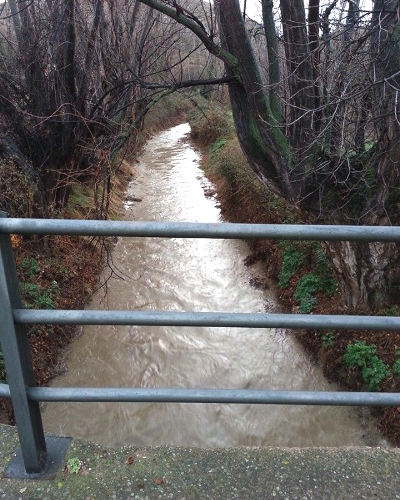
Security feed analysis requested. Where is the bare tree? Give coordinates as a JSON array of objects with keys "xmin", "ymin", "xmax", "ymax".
[
  {"xmin": 0, "ymin": 0, "xmax": 218, "ymax": 213},
  {"xmin": 136, "ymin": 0, "xmax": 400, "ymax": 310}
]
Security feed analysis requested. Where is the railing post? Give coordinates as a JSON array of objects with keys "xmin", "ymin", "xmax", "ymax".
[{"xmin": 0, "ymin": 212, "xmax": 47, "ymax": 473}]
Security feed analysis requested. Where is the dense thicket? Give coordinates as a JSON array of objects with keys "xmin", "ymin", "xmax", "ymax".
[{"xmin": 0, "ymin": 0, "xmax": 211, "ymax": 212}]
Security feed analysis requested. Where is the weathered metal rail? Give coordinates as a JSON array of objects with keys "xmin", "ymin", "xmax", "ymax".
[{"xmin": 0, "ymin": 213, "xmax": 399, "ymax": 477}]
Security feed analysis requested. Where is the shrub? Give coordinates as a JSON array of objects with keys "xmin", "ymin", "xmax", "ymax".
[
  {"xmin": 298, "ymin": 296, "xmax": 316, "ymax": 314},
  {"xmin": 294, "ymin": 273, "xmax": 325, "ymax": 313},
  {"xmin": 321, "ymin": 330, "xmax": 335, "ymax": 348},
  {"xmin": 293, "ymin": 254, "xmax": 337, "ymax": 313},
  {"xmin": 384, "ymin": 305, "xmax": 400, "ymax": 316},
  {"xmin": 189, "ymin": 107, "xmax": 231, "ymax": 144},
  {"xmin": 20, "ymin": 257, "xmax": 40, "ymax": 278},
  {"xmin": 392, "ymin": 359, "xmax": 400, "ymax": 376},
  {"xmin": 278, "ymin": 243, "xmax": 304, "ymax": 288},
  {"xmin": 393, "ymin": 349, "xmax": 400, "ymax": 376},
  {"xmin": 20, "ymin": 282, "xmax": 41, "ymax": 301},
  {"xmin": 20, "ymin": 280, "xmax": 59, "ymax": 309},
  {"xmin": 343, "ymin": 341, "xmax": 390, "ymax": 391}
]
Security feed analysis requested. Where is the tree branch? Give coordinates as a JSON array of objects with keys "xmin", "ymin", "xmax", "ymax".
[{"xmin": 137, "ymin": 0, "xmax": 239, "ymax": 73}]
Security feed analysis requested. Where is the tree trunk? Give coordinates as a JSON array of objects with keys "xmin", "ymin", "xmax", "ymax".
[
  {"xmin": 261, "ymin": 0, "xmax": 281, "ymax": 121},
  {"xmin": 217, "ymin": 0, "xmax": 297, "ymax": 200},
  {"xmin": 328, "ymin": 241, "xmax": 397, "ymax": 310},
  {"xmin": 279, "ymin": 0, "xmax": 316, "ymax": 146}
]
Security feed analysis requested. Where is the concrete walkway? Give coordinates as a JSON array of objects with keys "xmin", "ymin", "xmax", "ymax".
[{"xmin": 0, "ymin": 425, "xmax": 399, "ymax": 499}]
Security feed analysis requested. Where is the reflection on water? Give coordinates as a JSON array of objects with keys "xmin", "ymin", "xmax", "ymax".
[{"xmin": 43, "ymin": 124, "xmax": 384, "ymax": 448}]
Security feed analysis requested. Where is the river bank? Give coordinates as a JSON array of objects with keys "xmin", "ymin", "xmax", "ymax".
[
  {"xmin": 0, "ymin": 98, "xmax": 190, "ymax": 426},
  {"xmin": 188, "ymin": 106, "xmax": 400, "ymax": 446},
  {"xmin": 41, "ymin": 123, "xmax": 383, "ymax": 448}
]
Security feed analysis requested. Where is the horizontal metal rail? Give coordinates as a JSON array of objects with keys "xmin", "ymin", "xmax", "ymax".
[
  {"xmin": 14, "ymin": 309, "xmax": 400, "ymax": 331},
  {"xmin": 1, "ymin": 218, "xmax": 400, "ymax": 242},
  {"xmin": 1, "ymin": 214, "xmax": 400, "ymax": 476},
  {"xmin": 1, "ymin": 384, "xmax": 400, "ymax": 406}
]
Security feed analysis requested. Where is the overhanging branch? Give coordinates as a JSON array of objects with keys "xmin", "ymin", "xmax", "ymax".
[
  {"xmin": 139, "ymin": 76, "xmax": 237, "ymax": 90},
  {"xmin": 137, "ymin": 0, "xmax": 239, "ymax": 73}
]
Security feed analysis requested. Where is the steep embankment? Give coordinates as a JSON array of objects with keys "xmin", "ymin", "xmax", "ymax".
[
  {"xmin": 0, "ymin": 95, "xmax": 191, "ymax": 425},
  {"xmin": 188, "ymin": 103, "xmax": 400, "ymax": 445}
]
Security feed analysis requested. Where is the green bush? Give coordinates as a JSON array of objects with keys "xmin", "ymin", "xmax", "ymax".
[
  {"xmin": 393, "ymin": 349, "xmax": 400, "ymax": 376},
  {"xmin": 20, "ymin": 257, "xmax": 40, "ymax": 278},
  {"xmin": 298, "ymin": 296, "xmax": 316, "ymax": 314},
  {"xmin": 293, "ymin": 254, "xmax": 337, "ymax": 313},
  {"xmin": 384, "ymin": 305, "xmax": 400, "ymax": 316},
  {"xmin": 343, "ymin": 341, "xmax": 390, "ymax": 391},
  {"xmin": 294, "ymin": 273, "xmax": 323, "ymax": 299},
  {"xmin": 392, "ymin": 359, "xmax": 400, "ymax": 376},
  {"xmin": 20, "ymin": 282, "xmax": 40, "ymax": 301},
  {"xmin": 20, "ymin": 280, "xmax": 59, "ymax": 309},
  {"xmin": 278, "ymin": 243, "xmax": 304, "ymax": 288},
  {"xmin": 321, "ymin": 331, "xmax": 335, "ymax": 348},
  {"xmin": 294, "ymin": 273, "xmax": 324, "ymax": 313}
]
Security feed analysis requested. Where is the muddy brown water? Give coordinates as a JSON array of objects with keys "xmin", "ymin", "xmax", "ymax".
[{"xmin": 43, "ymin": 124, "xmax": 385, "ymax": 448}]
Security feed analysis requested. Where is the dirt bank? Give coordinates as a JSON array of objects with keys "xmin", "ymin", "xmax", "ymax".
[{"xmin": 191, "ymin": 123, "xmax": 400, "ymax": 446}]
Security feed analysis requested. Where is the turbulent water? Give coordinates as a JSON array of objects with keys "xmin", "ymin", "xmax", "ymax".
[{"xmin": 43, "ymin": 123, "xmax": 384, "ymax": 448}]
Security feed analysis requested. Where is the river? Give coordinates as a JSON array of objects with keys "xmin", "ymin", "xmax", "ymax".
[{"xmin": 43, "ymin": 123, "xmax": 384, "ymax": 448}]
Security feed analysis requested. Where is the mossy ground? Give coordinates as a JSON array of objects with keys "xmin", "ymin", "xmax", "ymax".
[{"xmin": 0, "ymin": 425, "xmax": 399, "ymax": 499}]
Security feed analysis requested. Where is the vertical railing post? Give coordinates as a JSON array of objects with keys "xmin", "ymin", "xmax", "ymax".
[{"xmin": 0, "ymin": 212, "xmax": 46, "ymax": 473}]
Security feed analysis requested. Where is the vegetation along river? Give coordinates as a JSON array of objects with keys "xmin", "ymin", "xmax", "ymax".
[{"xmin": 43, "ymin": 124, "xmax": 385, "ymax": 448}]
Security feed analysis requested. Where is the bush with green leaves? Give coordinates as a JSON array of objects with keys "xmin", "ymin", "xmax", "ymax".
[
  {"xmin": 343, "ymin": 341, "xmax": 390, "ymax": 391},
  {"xmin": 393, "ymin": 359, "xmax": 400, "ymax": 376},
  {"xmin": 20, "ymin": 257, "xmax": 40, "ymax": 278},
  {"xmin": 393, "ymin": 349, "xmax": 400, "ymax": 376},
  {"xmin": 278, "ymin": 243, "xmax": 304, "ymax": 288},
  {"xmin": 278, "ymin": 242, "xmax": 337, "ymax": 313},
  {"xmin": 294, "ymin": 273, "xmax": 323, "ymax": 313},
  {"xmin": 384, "ymin": 305, "xmax": 400, "ymax": 316},
  {"xmin": 20, "ymin": 280, "xmax": 59, "ymax": 309},
  {"xmin": 321, "ymin": 331, "xmax": 335, "ymax": 348},
  {"xmin": 293, "ymin": 265, "xmax": 336, "ymax": 313}
]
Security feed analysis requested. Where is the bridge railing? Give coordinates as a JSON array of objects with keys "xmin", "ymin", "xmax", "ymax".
[{"xmin": 0, "ymin": 213, "xmax": 399, "ymax": 477}]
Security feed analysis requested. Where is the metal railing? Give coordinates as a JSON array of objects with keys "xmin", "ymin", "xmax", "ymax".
[{"xmin": 0, "ymin": 213, "xmax": 399, "ymax": 476}]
